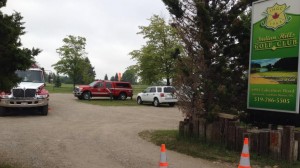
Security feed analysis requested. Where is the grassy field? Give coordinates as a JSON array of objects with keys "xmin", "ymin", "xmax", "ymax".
[{"xmin": 139, "ymin": 130, "xmax": 300, "ymax": 168}]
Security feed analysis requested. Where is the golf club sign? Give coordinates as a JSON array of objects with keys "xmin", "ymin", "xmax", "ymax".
[{"xmin": 248, "ymin": 0, "xmax": 300, "ymax": 113}]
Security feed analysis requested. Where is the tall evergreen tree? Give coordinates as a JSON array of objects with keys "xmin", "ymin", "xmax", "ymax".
[
  {"xmin": 54, "ymin": 73, "xmax": 61, "ymax": 88},
  {"xmin": 0, "ymin": 0, "xmax": 40, "ymax": 91},
  {"xmin": 110, "ymin": 76, "xmax": 115, "ymax": 81},
  {"xmin": 104, "ymin": 74, "xmax": 108, "ymax": 80},
  {"xmin": 81, "ymin": 57, "xmax": 96, "ymax": 84},
  {"xmin": 115, "ymin": 73, "xmax": 119, "ymax": 81},
  {"xmin": 163, "ymin": 0, "xmax": 251, "ymax": 119}
]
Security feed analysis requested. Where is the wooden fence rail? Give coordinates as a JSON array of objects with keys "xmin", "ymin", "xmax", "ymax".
[{"xmin": 179, "ymin": 113, "xmax": 299, "ymax": 162}]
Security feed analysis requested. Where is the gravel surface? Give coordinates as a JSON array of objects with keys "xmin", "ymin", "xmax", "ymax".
[{"xmin": 0, "ymin": 93, "xmax": 236, "ymax": 168}]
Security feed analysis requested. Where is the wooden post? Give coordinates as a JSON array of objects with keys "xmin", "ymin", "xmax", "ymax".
[
  {"xmin": 294, "ymin": 141, "xmax": 298, "ymax": 162},
  {"xmin": 206, "ymin": 122, "xmax": 213, "ymax": 141},
  {"xmin": 226, "ymin": 121, "xmax": 237, "ymax": 150},
  {"xmin": 236, "ymin": 126, "xmax": 247, "ymax": 151},
  {"xmin": 179, "ymin": 121, "xmax": 184, "ymax": 137},
  {"xmin": 211, "ymin": 121, "xmax": 221, "ymax": 144},
  {"xmin": 294, "ymin": 131, "xmax": 300, "ymax": 161},
  {"xmin": 198, "ymin": 118, "xmax": 206, "ymax": 140},
  {"xmin": 248, "ymin": 129, "xmax": 260, "ymax": 154},
  {"xmin": 192, "ymin": 118, "xmax": 199, "ymax": 138},
  {"xmin": 269, "ymin": 130, "xmax": 282, "ymax": 160},
  {"xmin": 281, "ymin": 126, "xmax": 295, "ymax": 162},
  {"xmin": 258, "ymin": 130, "xmax": 270, "ymax": 156}
]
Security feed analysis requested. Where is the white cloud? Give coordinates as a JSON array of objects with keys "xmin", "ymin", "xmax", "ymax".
[{"xmin": 2, "ymin": 0, "xmax": 169, "ymax": 79}]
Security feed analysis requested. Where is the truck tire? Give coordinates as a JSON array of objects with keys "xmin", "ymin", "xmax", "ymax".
[
  {"xmin": 119, "ymin": 93, "xmax": 127, "ymax": 100},
  {"xmin": 82, "ymin": 92, "xmax": 91, "ymax": 100},
  {"xmin": 41, "ymin": 105, "xmax": 48, "ymax": 116},
  {"xmin": 0, "ymin": 107, "xmax": 6, "ymax": 116}
]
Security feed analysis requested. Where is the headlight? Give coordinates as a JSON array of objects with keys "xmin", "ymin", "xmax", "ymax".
[
  {"xmin": 0, "ymin": 95, "xmax": 10, "ymax": 99},
  {"xmin": 37, "ymin": 94, "xmax": 48, "ymax": 99}
]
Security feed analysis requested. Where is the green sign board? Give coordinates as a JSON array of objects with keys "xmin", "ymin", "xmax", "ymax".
[{"xmin": 248, "ymin": 0, "xmax": 300, "ymax": 113}]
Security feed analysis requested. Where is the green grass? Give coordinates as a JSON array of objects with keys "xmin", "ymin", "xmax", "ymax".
[
  {"xmin": 45, "ymin": 83, "xmax": 74, "ymax": 93},
  {"xmin": 139, "ymin": 130, "xmax": 300, "ymax": 168},
  {"xmin": 77, "ymin": 98, "xmax": 139, "ymax": 106},
  {"xmin": 0, "ymin": 162, "xmax": 16, "ymax": 168},
  {"xmin": 258, "ymin": 71, "xmax": 297, "ymax": 77}
]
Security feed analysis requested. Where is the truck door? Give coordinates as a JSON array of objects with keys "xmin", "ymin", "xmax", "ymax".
[
  {"xmin": 91, "ymin": 82, "xmax": 103, "ymax": 96},
  {"xmin": 104, "ymin": 82, "xmax": 112, "ymax": 97}
]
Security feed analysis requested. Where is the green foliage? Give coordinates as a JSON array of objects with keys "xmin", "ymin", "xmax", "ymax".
[
  {"xmin": 54, "ymin": 73, "xmax": 61, "ymax": 88},
  {"xmin": 80, "ymin": 57, "xmax": 96, "ymax": 84},
  {"xmin": 110, "ymin": 76, "xmax": 115, "ymax": 81},
  {"xmin": 163, "ymin": 0, "xmax": 251, "ymax": 118},
  {"xmin": 130, "ymin": 15, "xmax": 182, "ymax": 85},
  {"xmin": 104, "ymin": 74, "xmax": 108, "ymax": 80},
  {"xmin": 0, "ymin": 1, "xmax": 40, "ymax": 91},
  {"xmin": 114, "ymin": 73, "xmax": 118, "ymax": 81},
  {"xmin": 122, "ymin": 65, "xmax": 138, "ymax": 84},
  {"xmin": 52, "ymin": 35, "xmax": 95, "ymax": 88}
]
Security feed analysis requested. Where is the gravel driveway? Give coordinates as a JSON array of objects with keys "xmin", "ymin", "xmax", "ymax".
[{"xmin": 0, "ymin": 93, "xmax": 236, "ymax": 168}]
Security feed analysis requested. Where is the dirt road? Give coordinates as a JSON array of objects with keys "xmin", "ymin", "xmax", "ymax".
[{"xmin": 0, "ymin": 93, "xmax": 235, "ymax": 168}]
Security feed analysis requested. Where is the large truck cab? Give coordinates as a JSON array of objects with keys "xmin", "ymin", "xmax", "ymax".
[{"xmin": 0, "ymin": 68, "xmax": 49, "ymax": 116}]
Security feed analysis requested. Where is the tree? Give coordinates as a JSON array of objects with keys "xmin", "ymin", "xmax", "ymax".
[
  {"xmin": 163, "ymin": 0, "xmax": 251, "ymax": 120},
  {"xmin": 110, "ymin": 76, "xmax": 115, "ymax": 81},
  {"xmin": 52, "ymin": 35, "xmax": 93, "ymax": 88},
  {"xmin": 0, "ymin": 0, "xmax": 40, "ymax": 91},
  {"xmin": 104, "ymin": 74, "xmax": 108, "ymax": 80},
  {"xmin": 80, "ymin": 57, "xmax": 96, "ymax": 84},
  {"xmin": 54, "ymin": 73, "xmax": 61, "ymax": 88},
  {"xmin": 114, "ymin": 73, "xmax": 118, "ymax": 81},
  {"xmin": 129, "ymin": 15, "xmax": 181, "ymax": 85},
  {"xmin": 122, "ymin": 65, "xmax": 138, "ymax": 84}
]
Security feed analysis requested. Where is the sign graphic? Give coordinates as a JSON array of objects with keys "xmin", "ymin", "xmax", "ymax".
[
  {"xmin": 248, "ymin": 0, "xmax": 300, "ymax": 113},
  {"xmin": 261, "ymin": 3, "xmax": 291, "ymax": 30}
]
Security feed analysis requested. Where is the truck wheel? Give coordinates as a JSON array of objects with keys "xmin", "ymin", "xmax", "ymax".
[
  {"xmin": 77, "ymin": 96, "xmax": 83, "ymax": 100},
  {"xmin": 153, "ymin": 98, "xmax": 160, "ymax": 107},
  {"xmin": 82, "ymin": 92, "xmax": 91, "ymax": 100},
  {"xmin": 137, "ymin": 97, "xmax": 143, "ymax": 105},
  {"xmin": 0, "ymin": 107, "xmax": 6, "ymax": 116},
  {"xmin": 41, "ymin": 105, "xmax": 48, "ymax": 116},
  {"xmin": 119, "ymin": 93, "xmax": 127, "ymax": 100}
]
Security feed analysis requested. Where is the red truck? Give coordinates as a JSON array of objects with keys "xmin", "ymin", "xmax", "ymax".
[{"xmin": 73, "ymin": 80, "xmax": 133, "ymax": 100}]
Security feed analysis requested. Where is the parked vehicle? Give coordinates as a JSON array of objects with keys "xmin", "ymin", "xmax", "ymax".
[
  {"xmin": 0, "ymin": 67, "xmax": 49, "ymax": 116},
  {"xmin": 136, "ymin": 86, "xmax": 177, "ymax": 107},
  {"xmin": 73, "ymin": 80, "xmax": 133, "ymax": 100}
]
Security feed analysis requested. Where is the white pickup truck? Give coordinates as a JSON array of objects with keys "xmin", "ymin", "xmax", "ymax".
[{"xmin": 0, "ymin": 68, "xmax": 49, "ymax": 116}]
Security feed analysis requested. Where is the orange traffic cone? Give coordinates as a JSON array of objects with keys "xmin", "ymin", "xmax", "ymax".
[
  {"xmin": 238, "ymin": 138, "xmax": 251, "ymax": 168},
  {"xmin": 159, "ymin": 144, "xmax": 168, "ymax": 168}
]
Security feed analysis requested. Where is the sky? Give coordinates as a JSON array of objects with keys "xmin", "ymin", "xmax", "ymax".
[{"xmin": 2, "ymin": 0, "xmax": 170, "ymax": 79}]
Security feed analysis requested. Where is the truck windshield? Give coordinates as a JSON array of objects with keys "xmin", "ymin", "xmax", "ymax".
[{"xmin": 16, "ymin": 70, "xmax": 44, "ymax": 83}]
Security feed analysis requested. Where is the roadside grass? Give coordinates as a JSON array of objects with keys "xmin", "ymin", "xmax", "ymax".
[
  {"xmin": 45, "ymin": 83, "xmax": 73, "ymax": 93},
  {"xmin": 139, "ymin": 130, "xmax": 300, "ymax": 168},
  {"xmin": 0, "ymin": 165, "xmax": 14, "ymax": 168},
  {"xmin": 77, "ymin": 98, "xmax": 139, "ymax": 106}
]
